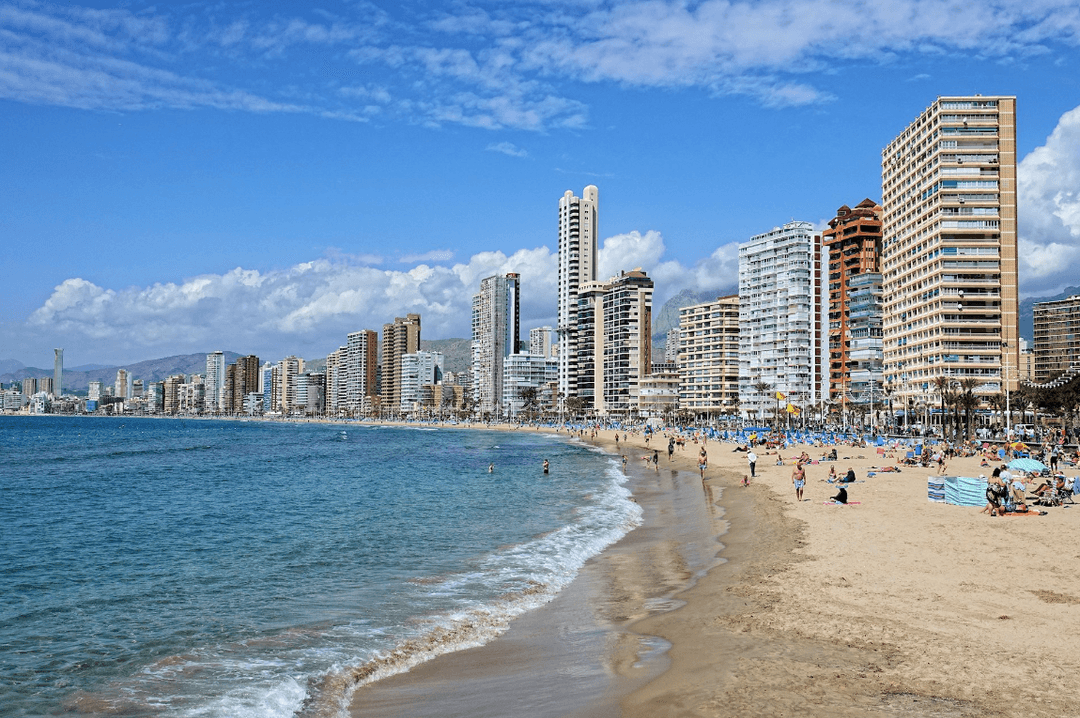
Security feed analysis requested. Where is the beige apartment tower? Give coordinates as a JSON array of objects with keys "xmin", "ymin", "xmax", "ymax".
[
  {"xmin": 881, "ymin": 96, "xmax": 1018, "ymax": 406},
  {"xmin": 381, "ymin": 314, "xmax": 421, "ymax": 415},
  {"xmin": 678, "ymin": 295, "xmax": 741, "ymax": 416}
]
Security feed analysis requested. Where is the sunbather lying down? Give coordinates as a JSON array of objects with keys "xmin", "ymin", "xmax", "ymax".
[{"xmin": 869, "ymin": 466, "xmax": 902, "ymax": 472}]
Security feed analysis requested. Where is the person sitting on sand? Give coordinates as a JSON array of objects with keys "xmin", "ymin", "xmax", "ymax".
[
  {"xmin": 831, "ymin": 486, "xmax": 848, "ymax": 504},
  {"xmin": 982, "ymin": 476, "xmax": 1006, "ymax": 516},
  {"xmin": 742, "ymin": 474, "xmax": 750, "ymax": 487},
  {"xmin": 842, "ymin": 468, "xmax": 857, "ymax": 483},
  {"xmin": 826, "ymin": 466, "xmax": 838, "ymax": 482},
  {"xmin": 1031, "ymin": 475, "xmax": 1065, "ymax": 498}
]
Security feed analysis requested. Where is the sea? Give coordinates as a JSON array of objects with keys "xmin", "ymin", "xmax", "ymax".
[{"xmin": 0, "ymin": 416, "xmax": 641, "ymax": 718}]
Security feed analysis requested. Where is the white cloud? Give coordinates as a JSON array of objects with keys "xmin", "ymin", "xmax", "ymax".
[
  {"xmin": 4, "ymin": 1, "xmax": 1080, "ymax": 128},
  {"xmin": 486, "ymin": 141, "xmax": 528, "ymax": 157},
  {"xmin": 1018, "ymin": 103, "xmax": 1080, "ymax": 294},
  {"xmin": 13, "ymin": 230, "xmax": 746, "ymax": 363},
  {"xmin": 19, "ymin": 247, "xmax": 559, "ymax": 362}
]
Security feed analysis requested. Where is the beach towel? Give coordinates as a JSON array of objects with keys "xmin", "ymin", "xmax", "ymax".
[{"xmin": 822, "ymin": 501, "xmax": 861, "ymax": 505}]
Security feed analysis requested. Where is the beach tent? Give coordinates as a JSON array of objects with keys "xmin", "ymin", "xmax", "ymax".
[{"xmin": 927, "ymin": 476, "xmax": 987, "ymax": 507}]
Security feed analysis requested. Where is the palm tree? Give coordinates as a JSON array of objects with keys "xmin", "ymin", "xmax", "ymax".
[
  {"xmin": 957, "ymin": 378, "xmax": 981, "ymax": 440},
  {"xmin": 753, "ymin": 380, "xmax": 774, "ymax": 430},
  {"xmin": 564, "ymin": 395, "xmax": 586, "ymax": 420},
  {"xmin": 518, "ymin": 386, "xmax": 539, "ymax": 419},
  {"xmin": 932, "ymin": 376, "xmax": 950, "ymax": 438}
]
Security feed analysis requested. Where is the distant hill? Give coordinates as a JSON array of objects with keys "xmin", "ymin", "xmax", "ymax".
[
  {"xmin": 421, "ymin": 338, "xmax": 472, "ymax": 374},
  {"xmin": 652, "ymin": 287, "xmax": 737, "ymax": 354},
  {"xmin": 0, "ymin": 352, "xmax": 242, "ymax": 394},
  {"xmin": 1018, "ymin": 286, "xmax": 1080, "ymax": 342},
  {"xmin": 301, "ymin": 338, "xmax": 472, "ymax": 381},
  {"xmin": 0, "ymin": 358, "xmax": 24, "ymax": 374}
]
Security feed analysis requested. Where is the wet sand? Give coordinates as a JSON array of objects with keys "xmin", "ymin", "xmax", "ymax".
[{"xmin": 348, "ymin": 443, "xmax": 729, "ymax": 718}]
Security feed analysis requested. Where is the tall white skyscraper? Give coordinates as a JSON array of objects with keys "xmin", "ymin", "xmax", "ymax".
[
  {"xmin": 205, "ymin": 351, "xmax": 226, "ymax": 414},
  {"xmin": 881, "ymin": 96, "xmax": 1018, "ymax": 405},
  {"xmin": 472, "ymin": 273, "xmax": 521, "ymax": 415},
  {"xmin": 738, "ymin": 221, "xmax": 828, "ymax": 422},
  {"xmin": 557, "ymin": 185, "xmax": 598, "ymax": 400},
  {"xmin": 346, "ymin": 330, "xmax": 378, "ymax": 416}
]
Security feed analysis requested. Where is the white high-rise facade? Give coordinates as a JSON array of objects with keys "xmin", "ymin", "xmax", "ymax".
[
  {"xmin": 205, "ymin": 351, "xmax": 226, "ymax": 414},
  {"xmin": 400, "ymin": 351, "xmax": 443, "ymax": 413},
  {"xmin": 472, "ymin": 273, "xmax": 521, "ymax": 416},
  {"xmin": 529, "ymin": 326, "xmax": 556, "ymax": 359},
  {"xmin": 346, "ymin": 330, "xmax": 378, "ymax": 416},
  {"xmin": 881, "ymin": 96, "xmax": 1019, "ymax": 404},
  {"xmin": 738, "ymin": 221, "xmax": 828, "ymax": 422},
  {"xmin": 557, "ymin": 185, "xmax": 598, "ymax": 401}
]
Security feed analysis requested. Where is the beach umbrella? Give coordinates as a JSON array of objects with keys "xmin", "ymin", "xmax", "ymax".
[{"xmin": 1008, "ymin": 458, "xmax": 1047, "ymax": 473}]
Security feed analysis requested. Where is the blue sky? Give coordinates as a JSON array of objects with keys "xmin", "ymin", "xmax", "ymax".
[{"xmin": 3, "ymin": 0, "xmax": 1080, "ymax": 367}]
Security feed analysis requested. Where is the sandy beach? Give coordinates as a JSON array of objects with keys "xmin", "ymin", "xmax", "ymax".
[{"xmin": 329, "ymin": 421, "xmax": 1080, "ymax": 716}]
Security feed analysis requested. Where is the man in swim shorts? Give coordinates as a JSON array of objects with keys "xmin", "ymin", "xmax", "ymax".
[{"xmin": 792, "ymin": 462, "xmax": 806, "ymax": 501}]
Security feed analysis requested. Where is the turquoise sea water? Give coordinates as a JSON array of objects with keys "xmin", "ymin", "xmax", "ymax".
[{"xmin": 0, "ymin": 417, "xmax": 640, "ymax": 718}]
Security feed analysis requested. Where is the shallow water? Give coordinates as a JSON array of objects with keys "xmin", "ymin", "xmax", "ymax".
[{"xmin": 0, "ymin": 417, "xmax": 639, "ymax": 718}]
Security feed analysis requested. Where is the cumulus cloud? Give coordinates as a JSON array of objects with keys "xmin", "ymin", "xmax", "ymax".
[
  {"xmin": 12, "ymin": 230, "xmax": 744, "ymax": 363},
  {"xmin": 19, "ymin": 248, "xmax": 558, "ymax": 362},
  {"xmin": 1018, "ymin": 103, "xmax": 1080, "ymax": 295}
]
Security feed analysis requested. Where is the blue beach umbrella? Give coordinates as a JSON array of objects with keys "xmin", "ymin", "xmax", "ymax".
[{"xmin": 1008, "ymin": 457, "xmax": 1048, "ymax": 473}]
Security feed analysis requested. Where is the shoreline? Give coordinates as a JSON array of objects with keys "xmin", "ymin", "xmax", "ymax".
[
  {"xmin": 14, "ymin": 414, "xmax": 1080, "ymax": 715},
  {"xmin": 346, "ymin": 426, "xmax": 1080, "ymax": 717}
]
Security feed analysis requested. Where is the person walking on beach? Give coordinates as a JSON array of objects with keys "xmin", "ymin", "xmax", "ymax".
[
  {"xmin": 651, "ymin": 450, "xmax": 659, "ymax": 472},
  {"xmin": 792, "ymin": 462, "xmax": 806, "ymax": 502},
  {"xmin": 668, "ymin": 438, "xmax": 675, "ymax": 462},
  {"xmin": 698, "ymin": 453, "xmax": 707, "ymax": 479},
  {"xmin": 747, "ymin": 449, "xmax": 757, "ymax": 478},
  {"xmin": 622, "ymin": 455, "xmax": 628, "ymax": 472}
]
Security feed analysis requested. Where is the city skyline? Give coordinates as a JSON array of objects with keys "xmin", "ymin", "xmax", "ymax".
[{"xmin": 4, "ymin": 2, "xmax": 1080, "ymax": 366}]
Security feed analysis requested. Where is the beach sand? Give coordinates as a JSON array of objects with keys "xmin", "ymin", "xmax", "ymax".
[{"xmin": 348, "ymin": 425, "xmax": 1080, "ymax": 717}]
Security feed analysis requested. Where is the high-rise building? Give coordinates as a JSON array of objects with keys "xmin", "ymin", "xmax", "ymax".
[
  {"xmin": 325, "ymin": 346, "xmax": 346, "ymax": 415},
  {"xmin": 471, "ymin": 273, "xmax": 521, "ymax": 415},
  {"xmin": 738, "ymin": 221, "xmax": 829, "ymax": 423},
  {"xmin": 557, "ymin": 185, "xmax": 599, "ymax": 401},
  {"xmin": 1032, "ymin": 296, "xmax": 1080, "ymax": 382},
  {"xmin": 346, "ymin": 330, "xmax": 378, "ymax": 416},
  {"xmin": 163, "ymin": 374, "xmax": 184, "ymax": 415},
  {"xmin": 664, "ymin": 327, "xmax": 681, "ymax": 365},
  {"xmin": 39, "ymin": 376, "xmax": 53, "ymax": 395},
  {"xmin": 529, "ymin": 326, "xmax": 556, "ymax": 359},
  {"xmin": 115, "ymin": 369, "xmax": 129, "ymax": 399},
  {"xmin": 575, "ymin": 269, "xmax": 654, "ymax": 416},
  {"xmin": 277, "ymin": 356, "xmax": 304, "ymax": 415},
  {"xmin": 881, "ymin": 96, "xmax": 1019, "ymax": 405},
  {"xmin": 678, "ymin": 295, "xmax": 741, "ymax": 416},
  {"xmin": 502, "ymin": 353, "xmax": 558, "ymax": 417},
  {"xmin": 224, "ymin": 355, "xmax": 260, "ymax": 414},
  {"xmin": 53, "ymin": 348, "xmax": 63, "ymax": 397},
  {"xmin": 22, "ymin": 376, "xmax": 37, "ymax": 396},
  {"xmin": 381, "ymin": 314, "xmax": 421, "ymax": 415},
  {"xmin": 205, "ymin": 351, "xmax": 226, "ymax": 414},
  {"xmin": 261, "ymin": 363, "xmax": 274, "ymax": 413},
  {"xmin": 823, "ymin": 200, "xmax": 884, "ymax": 412},
  {"xmin": 400, "ymin": 351, "xmax": 443, "ymax": 413},
  {"xmin": 88, "ymin": 380, "xmax": 103, "ymax": 401}
]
